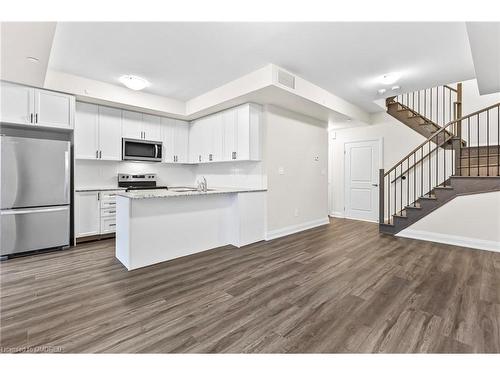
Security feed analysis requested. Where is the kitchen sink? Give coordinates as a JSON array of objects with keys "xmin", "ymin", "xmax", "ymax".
[{"xmin": 169, "ymin": 187, "xmax": 216, "ymax": 192}]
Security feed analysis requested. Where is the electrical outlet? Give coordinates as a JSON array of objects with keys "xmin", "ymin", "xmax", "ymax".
[{"xmin": 314, "ymin": 156, "xmax": 319, "ymax": 161}]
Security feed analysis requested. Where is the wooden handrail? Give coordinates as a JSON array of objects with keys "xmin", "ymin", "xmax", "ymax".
[{"xmin": 384, "ymin": 102, "xmax": 500, "ymax": 177}]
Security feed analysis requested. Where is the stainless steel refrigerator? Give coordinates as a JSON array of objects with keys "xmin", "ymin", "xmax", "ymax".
[{"xmin": 1, "ymin": 136, "xmax": 70, "ymax": 256}]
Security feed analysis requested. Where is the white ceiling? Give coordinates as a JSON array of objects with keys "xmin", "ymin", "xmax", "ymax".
[{"xmin": 49, "ymin": 22, "xmax": 476, "ymax": 112}]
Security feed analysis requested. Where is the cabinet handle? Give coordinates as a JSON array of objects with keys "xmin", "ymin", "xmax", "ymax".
[
  {"xmin": 30, "ymin": 113, "xmax": 33, "ymax": 123},
  {"xmin": 199, "ymin": 155, "xmax": 201, "ymax": 162},
  {"xmin": 232, "ymin": 151, "xmax": 237, "ymax": 160},
  {"xmin": 209, "ymin": 154, "xmax": 213, "ymax": 161},
  {"xmin": 109, "ymin": 223, "xmax": 116, "ymax": 227},
  {"xmin": 99, "ymin": 150, "xmax": 102, "ymax": 159},
  {"xmin": 97, "ymin": 192, "xmax": 100, "ymax": 201},
  {"xmin": 108, "ymin": 210, "xmax": 116, "ymax": 214},
  {"xmin": 96, "ymin": 150, "xmax": 99, "ymax": 159},
  {"xmin": 35, "ymin": 113, "xmax": 38, "ymax": 123}
]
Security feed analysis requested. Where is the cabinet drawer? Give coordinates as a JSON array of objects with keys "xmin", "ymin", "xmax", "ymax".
[
  {"xmin": 100, "ymin": 200, "xmax": 116, "ymax": 209},
  {"xmin": 100, "ymin": 191, "xmax": 120, "ymax": 201},
  {"xmin": 100, "ymin": 217, "xmax": 116, "ymax": 234},
  {"xmin": 101, "ymin": 207, "xmax": 117, "ymax": 218}
]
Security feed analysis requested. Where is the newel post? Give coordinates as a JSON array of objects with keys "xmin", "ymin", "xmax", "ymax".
[
  {"xmin": 379, "ymin": 169, "xmax": 385, "ymax": 225},
  {"xmin": 453, "ymin": 83, "xmax": 463, "ymax": 175}
]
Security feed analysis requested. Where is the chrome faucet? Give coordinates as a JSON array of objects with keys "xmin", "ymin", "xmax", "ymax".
[{"xmin": 197, "ymin": 176, "xmax": 207, "ymax": 192}]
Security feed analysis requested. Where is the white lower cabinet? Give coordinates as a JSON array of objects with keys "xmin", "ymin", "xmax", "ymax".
[
  {"xmin": 75, "ymin": 192, "xmax": 100, "ymax": 237},
  {"xmin": 75, "ymin": 190, "xmax": 120, "ymax": 238}
]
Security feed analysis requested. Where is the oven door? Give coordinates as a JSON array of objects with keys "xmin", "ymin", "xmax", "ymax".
[{"xmin": 122, "ymin": 138, "xmax": 162, "ymax": 162}]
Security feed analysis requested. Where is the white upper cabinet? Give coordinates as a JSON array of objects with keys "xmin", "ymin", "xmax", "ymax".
[
  {"xmin": 142, "ymin": 114, "xmax": 162, "ymax": 142},
  {"xmin": 0, "ymin": 81, "xmax": 74, "ymax": 129},
  {"xmin": 174, "ymin": 120, "xmax": 189, "ymax": 163},
  {"xmin": 222, "ymin": 108, "xmax": 237, "ymax": 161},
  {"xmin": 122, "ymin": 110, "xmax": 143, "ymax": 140},
  {"xmin": 0, "ymin": 81, "xmax": 34, "ymax": 125},
  {"xmin": 75, "ymin": 103, "xmax": 122, "ymax": 160},
  {"xmin": 98, "ymin": 106, "xmax": 122, "ymax": 161},
  {"xmin": 189, "ymin": 103, "xmax": 261, "ymax": 164},
  {"xmin": 160, "ymin": 117, "xmax": 175, "ymax": 163},
  {"xmin": 34, "ymin": 89, "xmax": 75, "ymax": 129},
  {"xmin": 75, "ymin": 102, "xmax": 99, "ymax": 160}
]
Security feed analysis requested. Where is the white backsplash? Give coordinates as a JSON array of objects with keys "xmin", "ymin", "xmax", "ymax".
[
  {"xmin": 74, "ymin": 160, "xmax": 196, "ymax": 188},
  {"xmin": 194, "ymin": 161, "xmax": 266, "ymax": 189},
  {"xmin": 75, "ymin": 160, "xmax": 266, "ymax": 189}
]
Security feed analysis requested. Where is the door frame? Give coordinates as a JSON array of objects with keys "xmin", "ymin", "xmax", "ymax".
[{"xmin": 343, "ymin": 137, "xmax": 384, "ymax": 223}]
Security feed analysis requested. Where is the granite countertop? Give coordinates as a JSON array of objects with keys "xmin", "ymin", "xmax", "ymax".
[
  {"xmin": 116, "ymin": 187, "xmax": 267, "ymax": 199},
  {"xmin": 75, "ymin": 187, "xmax": 127, "ymax": 192}
]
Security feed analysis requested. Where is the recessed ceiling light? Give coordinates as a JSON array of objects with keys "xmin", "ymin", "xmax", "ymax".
[
  {"xmin": 26, "ymin": 56, "xmax": 39, "ymax": 63},
  {"xmin": 379, "ymin": 72, "xmax": 401, "ymax": 85},
  {"xmin": 391, "ymin": 85, "xmax": 401, "ymax": 91},
  {"xmin": 119, "ymin": 75, "xmax": 149, "ymax": 91},
  {"xmin": 377, "ymin": 88, "xmax": 387, "ymax": 95}
]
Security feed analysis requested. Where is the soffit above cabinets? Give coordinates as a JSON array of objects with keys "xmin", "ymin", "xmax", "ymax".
[{"xmin": 0, "ymin": 22, "xmax": 57, "ymax": 87}]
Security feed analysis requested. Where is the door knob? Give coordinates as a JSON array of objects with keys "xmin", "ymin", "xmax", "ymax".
[{"xmin": 372, "ymin": 184, "xmax": 378, "ymax": 187}]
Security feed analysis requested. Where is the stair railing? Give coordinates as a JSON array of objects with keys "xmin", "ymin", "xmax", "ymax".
[
  {"xmin": 379, "ymin": 102, "xmax": 500, "ymax": 225},
  {"xmin": 394, "ymin": 83, "xmax": 462, "ymax": 127}
]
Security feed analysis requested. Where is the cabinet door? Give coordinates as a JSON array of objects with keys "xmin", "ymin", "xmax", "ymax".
[
  {"xmin": 189, "ymin": 121, "xmax": 201, "ymax": 163},
  {"xmin": 223, "ymin": 108, "xmax": 237, "ymax": 161},
  {"xmin": 75, "ymin": 192, "xmax": 100, "ymax": 237},
  {"xmin": 34, "ymin": 89, "xmax": 74, "ymax": 129},
  {"xmin": 142, "ymin": 114, "xmax": 162, "ymax": 141},
  {"xmin": 122, "ymin": 110, "xmax": 143, "ymax": 139},
  {"xmin": 209, "ymin": 114, "xmax": 224, "ymax": 162},
  {"xmin": 174, "ymin": 120, "xmax": 189, "ymax": 163},
  {"xmin": 74, "ymin": 102, "xmax": 99, "ymax": 160},
  {"xmin": 98, "ymin": 106, "xmax": 122, "ymax": 161},
  {"xmin": 160, "ymin": 117, "xmax": 175, "ymax": 163},
  {"xmin": 0, "ymin": 81, "xmax": 34, "ymax": 125},
  {"xmin": 236, "ymin": 105, "xmax": 251, "ymax": 160}
]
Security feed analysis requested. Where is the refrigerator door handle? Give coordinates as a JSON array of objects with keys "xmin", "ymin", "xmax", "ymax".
[
  {"xmin": 64, "ymin": 150, "xmax": 70, "ymax": 202},
  {"xmin": 1, "ymin": 207, "xmax": 69, "ymax": 215}
]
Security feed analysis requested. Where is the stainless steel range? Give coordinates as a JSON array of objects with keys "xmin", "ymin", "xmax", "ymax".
[{"xmin": 117, "ymin": 173, "xmax": 169, "ymax": 192}]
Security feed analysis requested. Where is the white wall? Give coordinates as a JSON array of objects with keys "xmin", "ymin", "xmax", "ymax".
[
  {"xmin": 329, "ymin": 112, "xmax": 427, "ymax": 216},
  {"xmin": 398, "ymin": 191, "xmax": 500, "ymax": 252},
  {"xmin": 265, "ymin": 105, "xmax": 329, "ymax": 236}
]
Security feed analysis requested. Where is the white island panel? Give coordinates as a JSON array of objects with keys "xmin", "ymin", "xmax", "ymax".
[{"xmin": 116, "ymin": 190, "xmax": 266, "ymax": 270}]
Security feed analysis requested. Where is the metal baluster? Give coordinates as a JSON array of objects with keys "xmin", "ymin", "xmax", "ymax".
[
  {"xmin": 487, "ymin": 110, "xmax": 490, "ymax": 176},
  {"xmin": 413, "ymin": 152, "xmax": 416, "ymax": 205},
  {"xmin": 407, "ymin": 158, "xmax": 409, "ymax": 208},
  {"xmin": 498, "ymin": 106, "xmax": 499, "ymax": 176},
  {"xmin": 400, "ymin": 164, "xmax": 403, "ymax": 215},
  {"xmin": 442, "ymin": 87, "xmax": 445, "ymax": 126},
  {"xmin": 420, "ymin": 147, "xmax": 423, "ymax": 199},
  {"xmin": 436, "ymin": 135, "xmax": 439, "ymax": 186},
  {"xmin": 388, "ymin": 173, "xmax": 390, "ymax": 223},
  {"xmin": 428, "ymin": 141, "xmax": 431, "ymax": 196},
  {"xmin": 430, "ymin": 88, "xmax": 433, "ymax": 123},
  {"xmin": 468, "ymin": 117, "xmax": 471, "ymax": 176},
  {"xmin": 393, "ymin": 170, "xmax": 396, "ymax": 219},
  {"xmin": 477, "ymin": 114, "xmax": 480, "ymax": 176}
]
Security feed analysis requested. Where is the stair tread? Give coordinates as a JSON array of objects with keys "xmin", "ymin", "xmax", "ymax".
[
  {"xmin": 405, "ymin": 205, "xmax": 421, "ymax": 210},
  {"xmin": 434, "ymin": 186, "xmax": 453, "ymax": 190},
  {"xmin": 419, "ymin": 195, "xmax": 436, "ymax": 200}
]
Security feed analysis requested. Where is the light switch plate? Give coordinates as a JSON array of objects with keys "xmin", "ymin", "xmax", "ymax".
[{"xmin": 278, "ymin": 167, "xmax": 285, "ymax": 175}]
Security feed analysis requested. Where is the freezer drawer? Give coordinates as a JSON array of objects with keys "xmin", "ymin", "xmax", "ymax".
[{"xmin": 1, "ymin": 206, "xmax": 69, "ymax": 256}]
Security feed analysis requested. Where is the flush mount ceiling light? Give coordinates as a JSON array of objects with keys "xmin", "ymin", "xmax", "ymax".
[
  {"xmin": 119, "ymin": 75, "xmax": 149, "ymax": 91},
  {"xmin": 379, "ymin": 72, "xmax": 401, "ymax": 85},
  {"xmin": 377, "ymin": 88, "xmax": 387, "ymax": 95},
  {"xmin": 26, "ymin": 56, "xmax": 39, "ymax": 63}
]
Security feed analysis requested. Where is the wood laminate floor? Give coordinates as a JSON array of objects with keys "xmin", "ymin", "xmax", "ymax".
[{"xmin": 1, "ymin": 218, "xmax": 500, "ymax": 353}]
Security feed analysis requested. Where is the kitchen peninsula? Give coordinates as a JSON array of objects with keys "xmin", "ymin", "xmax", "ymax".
[{"xmin": 115, "ymin": 187, "xmax": 267, "ymax": 270}]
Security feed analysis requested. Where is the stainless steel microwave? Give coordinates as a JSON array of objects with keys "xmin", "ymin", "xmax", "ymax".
[{"xmin": 122, "ymin": 138, "xmax": 162, "ymax": 162}]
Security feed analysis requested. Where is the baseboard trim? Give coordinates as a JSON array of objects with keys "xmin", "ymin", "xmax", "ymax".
[
  {"xmin": 329, "ymin": 211, "xmax": 345, "ymax": 218},
  {"xmin": 266, "ymin": 217, "xmax": 330, "ymax": 241},
  {"xmin": 397, "ymin": 229, "xmax": 500, "ymax": 253}
]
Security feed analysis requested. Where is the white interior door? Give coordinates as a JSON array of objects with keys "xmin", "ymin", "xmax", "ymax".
[{"xmin": 344, "ymin": 139, "xmax": 381, "ymax": 222}]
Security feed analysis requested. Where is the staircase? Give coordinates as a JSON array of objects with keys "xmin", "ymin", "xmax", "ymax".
[{"xmin": 379, "ymin": 83, "xmax": 500, "ymax": 235}]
